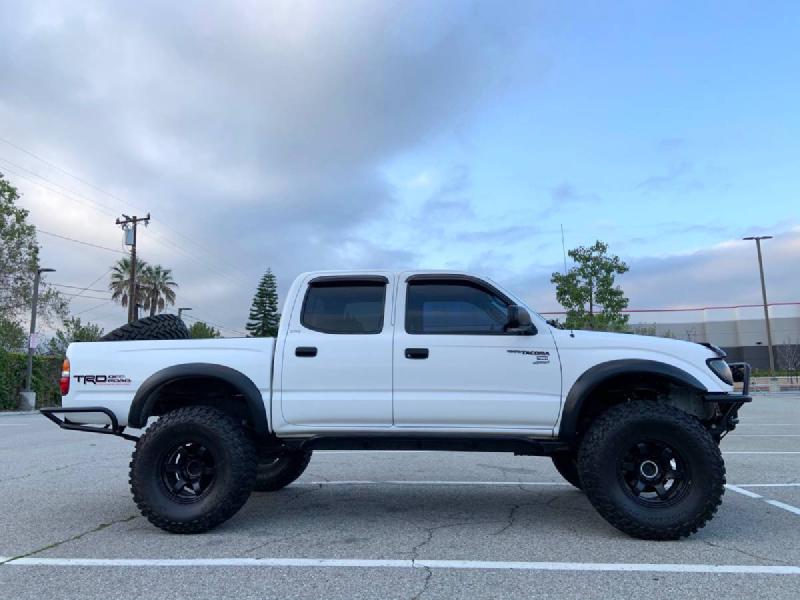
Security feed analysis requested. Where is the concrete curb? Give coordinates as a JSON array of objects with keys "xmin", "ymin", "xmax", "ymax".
[{"xmin": 0, "ymin": 410, "xmax": 38, "ymax": 416}]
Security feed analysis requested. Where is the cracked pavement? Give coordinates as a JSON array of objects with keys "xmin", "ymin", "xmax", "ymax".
[{"xmin": 1, "ymin": 395, "xmax": 800, "ymax": 599}]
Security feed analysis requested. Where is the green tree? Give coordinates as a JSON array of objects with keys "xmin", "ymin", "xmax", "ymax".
[
  {"xmin": 188, "ymin": 321, "xmax": 221, "ymax": 339},
  {"xmin": 141, "ymin": 264, "xmax": 178, "ymax": 316},
  {"xmin": 246, "ymin": 268, "xmax": 280, "ymax": 337},
  {"xmin": 45, "ymin": 317, "xmax": 104, "ymax": 356},
  {"xmin": 0, "ymin": 172, "xmax": 66, "ymax": 327},
  {"xmin": 551, "ymin": 240, "xmax": 630, "ymax": 331},
  {"xmin": 0, "ymin": 317, "xmax": 26, "ymax": 352},
  {"xmin": 109, "ymin": 257, "xmax": 148, "ymax": 316}
]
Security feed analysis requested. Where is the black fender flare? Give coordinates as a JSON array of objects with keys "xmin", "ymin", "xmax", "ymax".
[
  {"xmin": 558, "ymin": 359, "xmax": 706, "ymax": 443},
  {"xmin": 127, "ymin": 363, "xmax": 268, "ymax": 434}
]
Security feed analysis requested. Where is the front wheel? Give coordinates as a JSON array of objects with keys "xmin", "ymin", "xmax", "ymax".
[
  {"xmin": 578, "ymin": 402, "xmax": 725, "ymax": 540},
  {"xmin": 129, "ymin": 406, "xmax": 257, "ymax": 534}
]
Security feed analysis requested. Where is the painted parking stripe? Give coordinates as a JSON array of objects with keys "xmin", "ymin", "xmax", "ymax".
[
  {"xmin": 299, "ymin": 480, "xmax": 571, "ymax": 487},
  {"xmin": 737, "ymin": 483, "xmax": 800, "ymax": 488},
  {"xmin": 722, "ymin": 451, "xmax": 800, "ymax": 455},
  {"xmin": 1, "ymin": 556, "xmax": 799, "ymax": 574},
  {"xmin": 300, "ymin": 480, "xmax": 799, "ymax": 488},
  {"xmin": 765, "ymin": 500, "xmax": 800, "ymax": 516},
  {"xmin": 725, "ymin": 484, "xmax": 800, "ymax": 517}
]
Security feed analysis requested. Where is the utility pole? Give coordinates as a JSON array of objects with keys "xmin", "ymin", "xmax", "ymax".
[
  {"xmin": 116, "ymin": 213, "xmax": 150, "ymax": 323},
  {"xmin": 743, "ymin": 235, "xmax": 775, "ymax": 375},
  {"xmin": 22, "ymin": 267, "xmax": 55, "ymax": 409},
  {"xmin": 178, "ymin": 307, "xmax": 192, "ymax": 320}
]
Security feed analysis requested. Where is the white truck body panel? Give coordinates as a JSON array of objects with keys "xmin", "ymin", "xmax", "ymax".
[
  {"xmin": 62, "ymin": 269, "xmax": 732, "ymax": 437},
  {"xmin": 64, "ymin": 338, "xmax": 275, "ymax": 427}
]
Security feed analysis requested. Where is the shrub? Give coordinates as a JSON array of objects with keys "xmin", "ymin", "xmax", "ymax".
[{"xmin": 0, "ymin": 349, "xmax": 62, "ymax": 410}]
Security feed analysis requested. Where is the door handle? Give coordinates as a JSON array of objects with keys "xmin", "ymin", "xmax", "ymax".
[
  {"xmin": 405, "ymin": 348, "xmax": 429, "ymax": 359},
  {"xmin": 295, "ymin": 346, "xmax": 318, "ymax": 357}
]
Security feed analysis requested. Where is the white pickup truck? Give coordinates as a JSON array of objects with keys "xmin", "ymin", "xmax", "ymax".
[{"xmin": 41, "ymin": 270, "xmax": 751, "ymax": 540}]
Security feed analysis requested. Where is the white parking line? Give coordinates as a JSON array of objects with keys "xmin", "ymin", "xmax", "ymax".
[
  {"xmin": 737, "ymin": 483, "xmax": 800, "ymax": 488},
  {"xmin": 300, "ymin": 480, "xmax": 571, "ymax": 486},
  {"xmin": 723, "ymin": 451, "xmax": 800, "ymax": 455},
  {"xmin": 730, "ymin": 434, "xmax": 800, "ymax": 437},
  {"xmin": 725, "ymin": 484, "xmax": 800, "ymax": 517},
  {"xmin": 765, "ymin": 500, "xmax": 800, "ymax": 516},
  {"xmin": 1, "ymin": 556, "xmax": 799, "ymax": 574}
]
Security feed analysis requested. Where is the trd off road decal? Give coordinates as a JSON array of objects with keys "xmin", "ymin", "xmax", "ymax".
[
  {"xmin": 73, "ymin": 374, "xmax": 132, "ymax": 385},
  {"xmin": 506, "ymin": 349, "xmax": 550, "ymax": 364}
]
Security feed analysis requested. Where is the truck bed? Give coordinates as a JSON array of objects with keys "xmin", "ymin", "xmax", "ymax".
[{"xmin": 63, "ymin": 337, "xmax": 275, "ymax": 426}]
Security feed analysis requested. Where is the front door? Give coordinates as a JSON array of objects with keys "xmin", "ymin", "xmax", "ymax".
[
  {"xmin": 392, "ymin": 275, "xmax": 561, "ymax": 431},
  {"xmin": 280, "ymin": 274, "xmax": 394, "ymax": 427}
]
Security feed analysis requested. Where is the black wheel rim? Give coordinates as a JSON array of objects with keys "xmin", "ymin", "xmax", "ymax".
[
  {"xmin": 160, "ymin": 441, "xmax": 217, "ymax": 503},
  {"xmin": 619, "ymin": 440, "xmax": 690, "ymax": 507}
]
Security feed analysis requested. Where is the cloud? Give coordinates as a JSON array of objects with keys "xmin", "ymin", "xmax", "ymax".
[
  {"xmin": 508, "ymin": 229, "xmax": 800, "ymax": 319},
  {"xmin": 0, "ymin": 1, "xmax": 533, "ymax": 333}
]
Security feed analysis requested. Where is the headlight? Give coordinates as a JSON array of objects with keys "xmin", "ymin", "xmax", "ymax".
[{"xmin": 707, "ymin": 358, "xmax": 733, "ymax": 385}]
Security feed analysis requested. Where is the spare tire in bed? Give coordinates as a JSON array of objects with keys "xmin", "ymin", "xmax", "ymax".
[{"xmin": 100, "ymin": 314, "xmax": 190, "ymax": 342}]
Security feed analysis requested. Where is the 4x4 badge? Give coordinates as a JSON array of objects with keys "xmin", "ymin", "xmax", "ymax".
[{"xmin": 507, "ymin": 349, "xmax": 550, "ymax": 364}]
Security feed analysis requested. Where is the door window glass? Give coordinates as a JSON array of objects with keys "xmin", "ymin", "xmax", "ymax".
[
  {"xmin": 302, "ymin": 282, "xmax": 386, "ymax": 334},
  {"xmin": 406, "ymin": 281, "xmax": 509, "ymax": 334}
]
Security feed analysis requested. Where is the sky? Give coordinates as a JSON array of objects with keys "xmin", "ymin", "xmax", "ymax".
[{"xmin": 0, "ymin": 1, "xmax": 798, "ymax": 336}]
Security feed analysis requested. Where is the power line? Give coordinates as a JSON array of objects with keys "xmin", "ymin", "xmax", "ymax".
[
  {"xmin": 539, "ymin": 301, "xmax": 800, "ymax": 315},
  {"xmin": 183, "ymin": 312, "xmax": 247, "ymax": 337},
  {"xmin": 0, "ymin": 139, "xmax": 254, "ymax": 285},
  {"xmin": 50, "ymin": 283, "xmax": 109, "ymax": 293},
  {"xmin": 37, "ymin": 229, "xmax": 127, "ymax": 255},
  {"xmin": 73, "ymin": 300, "xmax": 114, "ymax": 316}
]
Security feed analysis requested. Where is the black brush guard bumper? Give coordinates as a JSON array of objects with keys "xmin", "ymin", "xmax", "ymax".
[
  {"xmin": 40, "ymin": 406, "xmax": 139, "ymax": 442},
  {"xmin": 703, "ymin": 362, "xmax": 752, "ymax": 440}
]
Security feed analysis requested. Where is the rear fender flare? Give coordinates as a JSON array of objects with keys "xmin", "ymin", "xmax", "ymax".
[
  {"xmin": 558, "ymin": 359, "xmax": 706, "ymax": 443},
  {"xmin": 127, "ymin": 363, "xmax": 268, "ymax": 433}
]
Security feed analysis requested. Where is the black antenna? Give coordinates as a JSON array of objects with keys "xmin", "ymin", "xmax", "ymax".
[{"xmin": 560, "ymin": 224, "xmax": 575, "ymax": 337}]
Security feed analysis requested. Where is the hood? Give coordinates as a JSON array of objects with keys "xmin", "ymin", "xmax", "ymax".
[{"xmin": 549, "ymin": 327, "xmax": 721, "ymax": 362}]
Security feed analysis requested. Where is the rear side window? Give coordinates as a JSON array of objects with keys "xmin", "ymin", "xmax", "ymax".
[
  {"xmin": 301, "ymin": 282, "xmax": 386, "ymax": 334},
  {"xmin": 406, "ymin": 281, "xmax": 510, "ymax": 334}
]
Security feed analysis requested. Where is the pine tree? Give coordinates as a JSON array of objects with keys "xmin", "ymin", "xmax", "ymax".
[{"xmin": 246, "ymin": 268, "xmax": 280, "ymax": 337}]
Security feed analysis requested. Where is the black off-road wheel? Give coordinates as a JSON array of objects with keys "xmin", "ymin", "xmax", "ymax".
[
  {"xmin": 130, "ymin": 406, "xmax": 257, "ymax": 534},
  {"xmin": 551, "ymin": 451, "xmax": 582, "ymax": 490},
  {"xmin": 101, "ymin": 314, "xmax": 189, "ymax": 342},
  {"xmin": 578, "ymin": 402, "xmax": 725, "ymax": 540},
  {"xmin": 254, "ymin": 448, "xmax": 312, "ymax": 492}
]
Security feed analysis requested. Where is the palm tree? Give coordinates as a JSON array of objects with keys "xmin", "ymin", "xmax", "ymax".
[
  {"xmin": 141, "ymin": 264, "xmax": 178, "ymax": 316},
  {"xmin": 109, "ymin": 257, "xmax": 149, "ymax": 311}
]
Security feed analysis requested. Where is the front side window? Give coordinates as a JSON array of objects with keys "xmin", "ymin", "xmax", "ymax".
[
  {"xmin": 301, "ymin": 282, "xmax": 386, "ymax": 334},
  {"xmin": 406, "ymin": 281, "xmax": 510, "ymax": 334}
]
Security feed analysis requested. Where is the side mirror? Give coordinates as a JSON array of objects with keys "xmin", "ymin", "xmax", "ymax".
[{"xmin": 506, "ymin": 305, "xmax": 536, "ymax": 335}]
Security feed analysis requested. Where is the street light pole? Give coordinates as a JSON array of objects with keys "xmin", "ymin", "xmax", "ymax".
[
  {"xmin": 743, "ymin": 236, "xmax": 775, "ymax": 375},
  {"xmin": 178, "ymin": 307, "xmax": 192, "ymax": 320},
  {"xmin": 26, "ymin": 267, "xmax": 56, "ymax": 392}
]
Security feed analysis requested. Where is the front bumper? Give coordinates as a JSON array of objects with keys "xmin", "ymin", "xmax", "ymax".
[{"xmin": 702, "ymin": 362, "xmax": 752, "ymax": 439}]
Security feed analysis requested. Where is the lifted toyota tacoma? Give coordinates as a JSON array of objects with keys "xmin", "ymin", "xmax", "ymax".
[{"xmin": 41, "ymin": 270, "xmax": 751, "ymax": 539}]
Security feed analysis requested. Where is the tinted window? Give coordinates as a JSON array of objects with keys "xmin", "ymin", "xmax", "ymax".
[
  {"xmin": 302, "ymin": 283, "xmax": 386, "ymax": 334},
  {"xmin": 406, "ymin": 282, "xmax": 509, "ymax": 334}
]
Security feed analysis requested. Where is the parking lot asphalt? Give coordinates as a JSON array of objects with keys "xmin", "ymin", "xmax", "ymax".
[{"xmin": 1, "ymin": 394, "xmax": 799, "ymax": 599}]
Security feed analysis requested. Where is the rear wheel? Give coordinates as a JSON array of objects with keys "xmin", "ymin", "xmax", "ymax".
[
  {"xmin": 254, "ymin": 448, "xmax": 312, "ymax": 492},
  {"xmin": 130, "ymin": 406, "xmax": 257, "ymax": 534},
  {"xmin": 578, "ymin": 402, "xmax": 725, "ymax": 540},
  {"xmin": 551, "ymin": 451, "xmax": 582, "ymax": 490}
]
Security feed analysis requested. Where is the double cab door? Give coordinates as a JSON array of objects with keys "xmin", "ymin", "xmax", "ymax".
[{"xmin": 279, "ymin": 272, "xmax": 562, "ymax": 432}]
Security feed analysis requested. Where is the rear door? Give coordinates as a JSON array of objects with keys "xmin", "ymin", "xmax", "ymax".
[
  {"xmin": 392, "ymin": 274, "xmax": 561, "ymax": 431},
  {"xmin": 279, "ymin": 274, "xmax": 394, "ymax": 427}
]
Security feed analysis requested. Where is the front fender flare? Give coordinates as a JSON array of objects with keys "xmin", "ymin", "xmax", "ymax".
[
  {"xmin": 127, "ymin": 363, "xmax": 268, "ymax": 433},
  {"xmin": 558, "ymin": 359, "xmax": 706, "ymax": 443}
]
